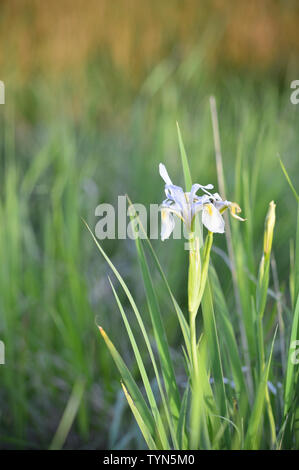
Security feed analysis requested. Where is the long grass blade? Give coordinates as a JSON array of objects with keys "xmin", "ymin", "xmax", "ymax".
[
  {"xmin": 244, "ymin": 326, "xmax": 278, "ymax": 449},
  {"xmin": 108, "ymin": 279, "xmax": 170, "ymax": 448},
  {"xmin": 133, "ymin": 235, "xmax": 181, "ymax": 422},
  {"xmin": 284, "ymin": 293, "xmax": 299, "ymax": 415},
  {"xmin": 49, "ymin": 378, "xmax": 85, "ymax": 450},
  {"xmin": 121, "ymin": 382, "xmax": 158, "ymax": 450},
  {"xmin": 98, "ymin": 327, "xmax": 156, "ymax": 439},
  {"xmin": 176, "ymin": 121, "xmax": 192, "ymax": 191}
]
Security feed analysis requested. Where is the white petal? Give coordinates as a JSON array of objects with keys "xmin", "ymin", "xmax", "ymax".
[
  {"xmin": 192, "ymin": 195, "xmax": 210, "ymax": 216},
  {"xmin": 161, "ymin": 209, "xmax": 175, "ymax": 241},
  {"xmin": 165, "ymin": 184, "xmax": 188, "ymax": 221},
  {"xmin": 202, "ymin": 204, "xmax": 225, "ymax": 233},
  {"xmin": 160, "ymin": 201, "xmax": 182, "ymax": 219},
  {"xmin": 189, "ymin": 184, "xmax": 201, "ymax": 203},
  {"xmin": 159, "ymin": 163, "xmax": 173, "ymax": 186}
]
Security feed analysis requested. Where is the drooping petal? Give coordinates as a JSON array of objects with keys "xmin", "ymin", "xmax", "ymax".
[
  {"xmin": 160, "ymin": 200, "xmax": 183, "ymax": 220},
  {"xmin": 214, "ymin": 198, "xmax": 246, "ymax": 221},
  {"xmin": 159, "ymin": 163, "xmax": 173, "ymax": 186},
  {"xmin": 165, "ymin": 184, "xmax": 189, "ymax": 223},
  {"xmin": 202, "ymin": 203, "xmax": 225, "ymax": 233},
  {"xmin": 229, "ymin": 202, "xmax": 246, "ymax": 221},
  {"xmin": 160, "ymin": 208, "xmax": 175, "ymax": 241}
]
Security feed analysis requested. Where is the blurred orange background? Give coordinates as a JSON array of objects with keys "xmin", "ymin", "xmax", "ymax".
[{"xmin": 1, "ymin": 0, "xmax": 299, "ymax": 84}]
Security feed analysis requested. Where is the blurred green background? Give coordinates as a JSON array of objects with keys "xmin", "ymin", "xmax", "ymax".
[{"xmin": 0, "ymin": 0, "xmax": 299, "ymax": 449}]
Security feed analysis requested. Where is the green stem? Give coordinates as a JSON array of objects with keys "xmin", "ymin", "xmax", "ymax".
[
  {"xmin": 189, "ymin": 311, "xmax": 199, "ymax": 377},
  {"xmin": 188, "ymin": 231, "xmax": 213, "ymax": 376},
  {"xmin": 196, "ymin": 232, "xmax": 213, "ymax": 309},
  {"xmin": 188, "ymin": 230, "xmax": 213, "ymax": 450}
]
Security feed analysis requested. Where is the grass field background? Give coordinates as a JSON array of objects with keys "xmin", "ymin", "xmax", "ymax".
[{"xmin": 0, "ymin": 1, "xmax": 298, "ymax": 449}]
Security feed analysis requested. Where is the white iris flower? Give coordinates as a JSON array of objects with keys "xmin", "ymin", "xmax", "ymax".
[{"xmin": 159, "ymin": 163, "xmax": 245, "ymax": 240}]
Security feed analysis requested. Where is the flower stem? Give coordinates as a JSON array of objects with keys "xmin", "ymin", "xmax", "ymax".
[
  {"xmin": 188, "ymin": 231, "xmax": 213, "ymax": 376},
  {"xmin": 189, "ymin": 311, "xmax": 199, "ymax": 377},
  {"xmin": 188, "ymin": 231, "xmax": 213, "ymax": 450}
]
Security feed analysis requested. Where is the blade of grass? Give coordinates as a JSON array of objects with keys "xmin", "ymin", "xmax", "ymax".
[
  {"xmin": 201, "ymin": 281, "xmax": 229, "ymax": 438},
  {"xmin": 98, "ymin": 327, "xmax": 156, "ymax": 439},
  {"xmin": 142, "ymin": 244, "xmax": 191, "ymax": 358},
  {"xmin": 176, "ymin": 121, "xmax": 192, "ymax": 191},
  {"xmin": 279, "ymin": 157, "xmax": 299, "ymax": 203},
  {"xmin": 194, "ymin": 334, "xmax": 221, "ymax": 447},
  {"xmin": 133, "ymin": 232, "xmax": 181, "ymax": 420},
  {"xmin": 177, "ymin": 384, "xmax": 189, "ymax": 450},
  {"xmin": 294, "ymin": 205, "xmax": 299, "ymax": 307},
  {"xmin": 121, "ymin": 382, "xmax": 158, "ymax": 450},
  {"xmin": 210, "ymin": 95, "xmax": 252, "ymax": 394},
  {"xmin": 85, "ymin": 220, "xmax": 175, "ymax": 448},
  {"xmin": 108, "ymin": 278, "xmax": 170, "ymax": 449},
  {"xmin": 49, "ymin": 378, "xmax": 85, "ymax": 450},
  {"xmin": 284, "ymin": 293, "xmax": 299, "ymax": 415},
  {"xmin": 244, "ymin": 326, "xmax": 278, "ymax": 449},
  {"xmin": 209, "ymin": 266, "xmax": 248, "ymax": 415},
  {"xmin": 278, "ymin": 157, "xmax": 299, "ymax": 447}
]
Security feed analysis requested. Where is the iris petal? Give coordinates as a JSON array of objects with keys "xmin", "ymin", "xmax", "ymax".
[
  {"xmin": 202, "ymin": 204, "xmax": 225, "ymax": 233},
  {"xmin": 165, "ymin": 184, "xmax": 189, "ymax": 221},
  {"xmin": 159, "ymin": 163, "xmax": 173, "ymax": 186},
  {"xmin": 161, "ymin": 209, "xmax": 175, "ymax": 241}
]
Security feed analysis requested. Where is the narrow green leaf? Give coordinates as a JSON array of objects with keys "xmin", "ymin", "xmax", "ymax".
[
  {"xmin": 134, "ymin": 236, "xmax": 181, "ymax": 421},
  {"xmin": 294, "ymin": 204, "xmax": 299, "ymax": 307},
  {"xmin": 108, "ymin": 279, "xmax": 170, "ymax": 449},
  {"xmin": 284, "ymin": 293, "xmax": 299, "ymax": 415},
  {"xmin": 49, "ymin": 378, "xmax": 85, "ymax": 450},
  {"xmin": 279, "ymin": 157, "xmax": 299, "ymax": 203},
  {"xmin": 177, "ymin": 384, "xmax": 189, "ymax": 450},
  {"xmin": 85, "ymin": 220, "xmax": 171, "ymax": 447},
  {"xmin": 244, "ymin": 327, "xmax": 277, "ymax": 449},
  {"xmin": 121, "ymin": 382, "xmax": 157, "ymax": 450},
  {"xmin": 201, "ymin": 280, "xmax": 229, "ymax": 422},
  {"xmin": 190, "ymin": 331, "xmax": 220, "ymax": 449},
  {"xmin": 176, "ymin": 122, "xmax": 192, "ymax": 191},
  {"xmin": 209, "ymin": 266, "xmax": 248, "ymax": 415},
  {"xmin": 84, "ymin": 220, "xmax": 169, "ymax": 409},
  {"xmin": 143, "ymin": 238, "xmax": 191, "ymax": 358},
  {"xmin": 190, "ymin": 365, "xmax": 211, "ymax": 450},
  {"xmin": 98, "ymin": 327, "xmax": 156, "ymax": 438}
]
